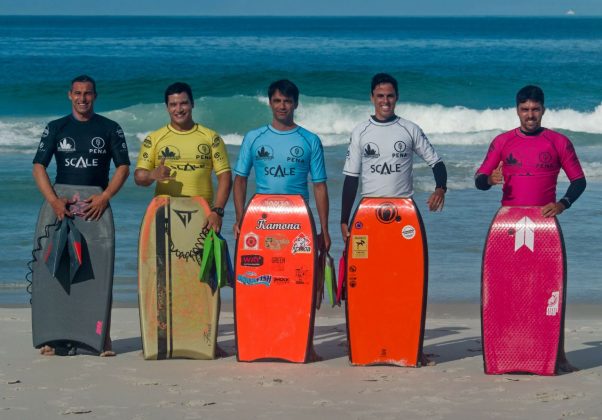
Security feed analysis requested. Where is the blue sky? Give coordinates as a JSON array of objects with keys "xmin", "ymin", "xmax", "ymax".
[{"xmin": 1, "ymin": 0, "xmax": 601, "ymax": 16}]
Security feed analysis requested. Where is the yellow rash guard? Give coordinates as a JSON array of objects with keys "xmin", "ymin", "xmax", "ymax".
[{"xmin": 136, "ymin": 124, "xmax": 231, "ymax": 203}]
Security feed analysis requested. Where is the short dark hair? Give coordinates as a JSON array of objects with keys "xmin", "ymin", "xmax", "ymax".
[
  {"xmin": 164, "ymin": 82, "xmax": 194, "ymax": 106},
  {"xmin": 516, "ymin": 85, "xmax": 544, "ymax": 107},
  {"xmin": 71, "ymin": 75, "xmax": 96, "ymax": 94},
  {"xmin": 371, "ymin": 73, "xmax": 398, "ymax": 97},
  {"xmin": 268, "ymin": 79, "xmax": 299, "ymax": 103}
]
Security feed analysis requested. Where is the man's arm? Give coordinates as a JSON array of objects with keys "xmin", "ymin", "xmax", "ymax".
[
  {"xmin": 313, "ymin": 181, "xmax": 331, "ymax": 252},
  {"xmin": 206, "ymin": 170, "xmax": 232, "ymax": 234},
  {"xmin": 426, "ymin": 161, "xmax": 447, "ymax": 211},
  {"xmin": 541, "ymin": 177, "xmax": 586, "ymax": 218},
  {"xmin": 32, "ymin": 163, "xmax": 72, "ymax": 221},
  {"xmin": 83, "ymin": 164, "xmax": 130, "ymax": 221},
  {"xmin": 340, "ymin": 175, "xmax": 359, "ymax": 242},
  {"xmin": 233, "ymin": 175, "xmax": 248, "ymax": 237},
  {"xmin": 475, "ymin": 161, "xmax": 504, "ymax": 190}
]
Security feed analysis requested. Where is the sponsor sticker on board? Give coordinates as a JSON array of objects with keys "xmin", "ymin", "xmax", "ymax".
[
  {"xmin": 243, "ymin": 232, "xmax": 259, "ymax": 250},
  {"xmin": 351, "ymin": 235, "xmax": 368, "ymax": 259},
  {"xmin": 401, "ymin": 225, "xmax": 416, "ymax": 240}
]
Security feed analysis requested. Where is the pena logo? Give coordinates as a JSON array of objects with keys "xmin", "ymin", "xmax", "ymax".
[
  {"xmin": 116, "ymin": 128, "xmax": 125, "ymax": 139},
  {"xmin": 363, "ymin": 142, "xmax": 380, "ymax": 158},
  {"xmin": 197, "ymin": 144, "xmax": 210, "ymax": 156},
  {"xmin": 256, "ymin": 145, "xmax": 274, "ymax": 160},
  {"xmin": 394, "ymin": 141, "xmax": 407, "ymax": 153},
  {"xmin": 58, "ymin": 137, "xmax": 76, "ymax": 152},
  {"xmin": 143, "ymin": 137, "xmax": 152, "ymax": 148},
  {"xmin": 91, "ymin": 137, "xmax": 105, "ymax": 149},
  {"xmin": 212, "ymin": 136, "xmax": 222, "ymax": 148},
  {"xmin": 160, "ymin": 145, "xmax": 180, "ymax": 160},
  {"xmin": 243, "ymin": 232, "xmax": 259, "ymax": 250},
  {"xmin": 539, "ymin": 151, "xmax": 552, "ymax": 163},
  {"xmin": 288, "ymin": 146, "xmax": 305, "ymax": 163},
  {"xmin": 42, "ymin": 125, "xmax": 49, "ymax": 138},
  {"xmin": 375, "ymin": 202, "xmax": 399, "ymax": 224}
]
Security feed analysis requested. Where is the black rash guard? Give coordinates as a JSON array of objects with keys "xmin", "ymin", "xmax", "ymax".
[{"xmin": 33, "ymin": 114, "xmax": 130, "ymax": 189}]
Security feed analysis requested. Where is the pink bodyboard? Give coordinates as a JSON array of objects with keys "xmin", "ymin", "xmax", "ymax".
[{"xmin": 482, "ymin": 206, "xmax": 566, "ymax": 375}]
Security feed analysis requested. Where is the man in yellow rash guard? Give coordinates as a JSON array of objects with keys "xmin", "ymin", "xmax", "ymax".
[{"xmin": 134, "ymin": 82, "xmax": 232, "ymax": 233}]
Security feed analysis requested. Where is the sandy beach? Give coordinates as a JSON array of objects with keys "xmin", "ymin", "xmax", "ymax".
[{"xmin": 0, "ymin": 303, "xmax": 600, "ymax": 420}]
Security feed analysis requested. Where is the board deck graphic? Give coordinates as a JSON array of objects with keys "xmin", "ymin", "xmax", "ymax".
[
  {"xmin": 345, "ymin": 197, "xmax": 428, "ymax": 366},
  {"xmin": 138, "ymin": 196, "xmax": 219, "ymax": 360},
  {"xmin": 234, "ymin": 194, "xmax": 317, "ymax": 363},
  {"xmin": 481, "ymin": 206, "xmax": 566, "ymax": 375},
  {"xmin": 32, "ymin": 184, "xmax": 114, "ymax": 354}
]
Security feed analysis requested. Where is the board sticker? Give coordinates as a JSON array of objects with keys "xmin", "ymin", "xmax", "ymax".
[{"xmin": 351, "ymin": 235, "xmax": 368, "ymax": 259}]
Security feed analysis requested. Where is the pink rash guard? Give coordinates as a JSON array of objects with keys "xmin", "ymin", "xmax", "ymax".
[{"xmin": 477, "ymin": 128, "xmax": 585, "ymax": 206}]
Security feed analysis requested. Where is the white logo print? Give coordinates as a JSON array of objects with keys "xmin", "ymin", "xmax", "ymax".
[
  {"xmin": 58, "ymin": 137, "xmax": 76, "ymax": 152},
  {"xmin": 546, "ymin": 291, "xmax": 560, "ymax": 316},
  {"xmin": 514, "ymin": 216, "xmax": 535, "ymax": 252},
  {"xmin": 91, "ymin": 137, "xmax": 105, "ymax": 149},
  {"xmin": 42, "ymin": 126, "xmax": 49, "ymax": 138}
]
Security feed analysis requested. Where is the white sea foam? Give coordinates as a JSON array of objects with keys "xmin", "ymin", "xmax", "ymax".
[{"xmin": 2, "ymin": 97, "xmax": 601, "ymax": 153}]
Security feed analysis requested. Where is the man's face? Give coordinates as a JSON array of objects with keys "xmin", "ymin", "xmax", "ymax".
[
  {"xmin": 68, "ymin": 81, "xmax": 96, "ymax": 119},
  {"xmin": 517, "ymin": 99, "xmax": 545, "ymax": 133},
  {"xmin": 269, "ymin": 90, "xmax": 297, "ymax": 125},
  {"xmin": 371, "ymin": 83, "xmax": 397, "ymax": 120},
  {"xmin": 166, "ymin": 92, "xmax": 194, "ymax": 128}
]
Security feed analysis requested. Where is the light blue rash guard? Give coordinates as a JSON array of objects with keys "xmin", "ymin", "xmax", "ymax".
[{"xmin": 234, "ymin": 125, "xmax": 327, "ymax": 199}]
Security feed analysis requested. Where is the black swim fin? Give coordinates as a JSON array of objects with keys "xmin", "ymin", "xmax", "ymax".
[
  {"xmin": 66, "ymin": 219, "xmax": 83, "ymax": 282},
  {"xmin": 44, "ymin": 219, "xmax": 69, "ymax": 279}
]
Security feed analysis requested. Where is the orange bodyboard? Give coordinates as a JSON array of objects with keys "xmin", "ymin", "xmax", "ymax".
[
  {"xmin": 345, "ymin": 197, "xmax": 427, "ymax": 366},
  {"xmin": 234, "ymin": 194, "xmax": 317, "ymax": 362}
]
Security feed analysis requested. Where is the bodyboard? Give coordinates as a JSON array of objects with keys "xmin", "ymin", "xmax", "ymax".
[
  {"xmin": 345, "ymin": 197, "xmax": 428, "ymax": 366},
  {"xmin": 481, "ymin": 206, "xmax": 566, "ymax": 375},
  {"xmin": 138, "ymin": 196, "xmax": 219, "ymax": 360},
  {"xmin": 31, "ymin": 184, "xmax": 114, "ymax": 353},
  {"xmin": 234, "ymin": 194, "xmax": 317, "ymax": 362}
]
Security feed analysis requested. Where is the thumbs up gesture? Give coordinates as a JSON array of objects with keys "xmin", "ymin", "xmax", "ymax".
[
  {"xmin": 152, "ymin": 157, "xmax": 175, "ymax": 182},
  {"xmin": 488, "ymin": 161, "xmax": 504, "ymax": 185}
]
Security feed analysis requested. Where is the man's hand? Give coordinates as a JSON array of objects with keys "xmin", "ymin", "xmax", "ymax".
[
  {"xmin": 541, "ymin": 202, "xmax": 566, "ymax": 218},
  {"xmin": 83, "ymin": 192, "xmax": 109, "ymax": 221},
  {"xmin": 340, "ymin": 223, "xmax": 350, "ymax": 243},
  {"xmin": 50, "ymin": 196, "xmax": 74, "ymax": 221},
  {"xmin": 488, "ymin": 161, "xmax": 503, "ymax": 185},
  {"xmin": 318, "ymin": 230, "xmax": 331, "ymax": 253},
  {"xmin": 427, "ymin": 188, "xmax": 445, "ymax": 212},
  {"xmin": 205, "ymin": 212, "xmax": 223, "ymax": 233},
  {"xmin": 233, "ymin": 222, "xmax": 241, "ymax": 238},
  {"xmin": 152, "ymin": 157, "xmax": 175, "ymax": 182}
]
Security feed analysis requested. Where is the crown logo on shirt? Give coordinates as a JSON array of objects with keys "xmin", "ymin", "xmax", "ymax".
[{"xmin": 57, "ymin": 137, "xmax": 76, "ymax": 152}]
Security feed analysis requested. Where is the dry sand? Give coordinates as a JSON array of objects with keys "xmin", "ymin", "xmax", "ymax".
[{"xmin": 0, "ymin": 303, "xmax": 600, "ymax": 420}]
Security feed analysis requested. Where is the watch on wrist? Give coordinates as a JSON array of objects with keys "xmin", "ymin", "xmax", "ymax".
[{"xmin": 211, "ymin": 207, "xmax": 224, "ymax": 217}]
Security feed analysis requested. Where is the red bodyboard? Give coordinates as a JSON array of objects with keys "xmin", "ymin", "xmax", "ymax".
[{"xmin": 234, "ymin": 194, "xmax": 317, "ymax": 362}]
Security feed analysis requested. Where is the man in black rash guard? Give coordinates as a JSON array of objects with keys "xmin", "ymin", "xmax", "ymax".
[{"xmin": 32, "ymin": 75, "xmax": 130, "ymax": 356}]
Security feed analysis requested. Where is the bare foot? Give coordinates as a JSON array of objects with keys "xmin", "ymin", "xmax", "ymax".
[
  {"xmin": 215, "ymin": 344, "xmax": 228, "ymax": 358},
  {"xmin": 100, "ymin": 335, "xmax": 115, "ymax": 357},
  {"xmin": 39, "ymin": 345, "xmax": 55, "ymax": 356},
  {"xmin": 309, "ymin": 346, "xmax": 323, "ymax": 362}
]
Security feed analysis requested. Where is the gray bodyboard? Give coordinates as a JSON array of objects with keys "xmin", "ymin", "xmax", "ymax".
[{"xmin": 31, "ymin": 184, "xmax": 114, "ymax": 353}]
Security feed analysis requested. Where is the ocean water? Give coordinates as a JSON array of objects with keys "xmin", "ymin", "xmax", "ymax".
[{"xmin": 1, "ymin": 16, "xmax": 601, "ymax": 304}]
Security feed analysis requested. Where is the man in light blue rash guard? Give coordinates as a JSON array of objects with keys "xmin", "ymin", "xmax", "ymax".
[
  {"xmin": 233, "ymin": 79, "xmax": 331, "ymax": 253},
  {"xmin": 233, "ymin": 80, "xmax": 330, "ymax": 362}
]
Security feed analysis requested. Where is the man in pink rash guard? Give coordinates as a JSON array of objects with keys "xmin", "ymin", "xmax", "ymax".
[{"xmin": 475, "ymin": 85, "xmax": 587, "ymax": 372}]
